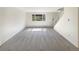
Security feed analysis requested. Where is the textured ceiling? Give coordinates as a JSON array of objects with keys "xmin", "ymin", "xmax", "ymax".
[{"xmin": 18, "ymin": 7, "xmax": 61, "ymax": 12}]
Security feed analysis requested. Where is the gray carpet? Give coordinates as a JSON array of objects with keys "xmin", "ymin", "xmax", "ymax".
[{"xmin": 0, "ymin": 28, "xmax": 79, "ymax": 51}]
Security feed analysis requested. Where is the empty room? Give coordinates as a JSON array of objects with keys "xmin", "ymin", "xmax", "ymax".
[{"xmin": 0, "ymin": 7, "xmax": 79, "ymax": 51}]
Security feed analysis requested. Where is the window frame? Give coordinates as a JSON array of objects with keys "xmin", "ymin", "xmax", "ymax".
[{"xmin": 32, "ymin": 14, "xmax": 45, "ymax": 21}]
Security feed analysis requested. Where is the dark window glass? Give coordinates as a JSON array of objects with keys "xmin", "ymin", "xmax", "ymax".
[{"xmin": 32, "ymin": 14, "xmax": 45, "ymax": 21}]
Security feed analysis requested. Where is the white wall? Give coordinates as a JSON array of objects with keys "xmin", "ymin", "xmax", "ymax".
[
  {"xmin": 0, "ymin": 8, "xmax": 26, "ymax": 46},
  {"xmin": 54, "ymin": 7, "xmax": 79, "ymax": 47},
  {"xmin": 78, "ymin": 8, "xmax": 79, "ymax": 47},
  {"xmin": 25, "ymin": 12, "xmax": 59, "ymax": 27},
  {"xmin": 0, "ymin": 8, "xmax": 6, "ymax": 44}
]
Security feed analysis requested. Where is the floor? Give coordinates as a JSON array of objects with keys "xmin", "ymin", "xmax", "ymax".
[{"xmin": 0, "ymin": 28, "xmax": 79, "ymax": 51}]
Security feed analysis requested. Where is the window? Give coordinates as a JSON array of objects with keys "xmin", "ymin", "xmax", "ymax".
[{"xmin": 32, "ymin": 14, "xmax": 45, "ymax": 21}]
